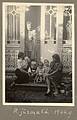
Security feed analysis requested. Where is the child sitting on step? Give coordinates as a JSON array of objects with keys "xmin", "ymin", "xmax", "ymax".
[
  {"xmin": 35, "ymin": 61, "xmax": 44, "ymax": 83},
  {"xmin": 43, "ymin": 59, "xmax": 50, "ymax": 81},
  {"xmin": 29, "ymin": 60, "xmax": 37, "ymax": 83}
]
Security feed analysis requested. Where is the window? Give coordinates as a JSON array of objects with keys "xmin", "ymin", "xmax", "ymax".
[
  {"xmin": 45, "ymin": 6, "xmax": 57, "ymax": 44},
  {"xmin": 6, "ymin": 5, "xmax": 20, "ymax": 45},
  {"xmin": 63, "ymin": 6, "xmax": 72, "ymax": 42}
]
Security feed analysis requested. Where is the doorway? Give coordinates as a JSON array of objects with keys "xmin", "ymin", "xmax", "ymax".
[{"xmin": 25, "ymin": 6, "xmax": 41, "ymax": 62}]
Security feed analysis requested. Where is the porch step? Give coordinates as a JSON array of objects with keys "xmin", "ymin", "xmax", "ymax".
[
  {"xmin": 13, "ymin": 83, "xmax": 47, "ymax": 92},
  {"xmin": 15, "ymin": 83, "xmax": 47, "ymax": 87}
]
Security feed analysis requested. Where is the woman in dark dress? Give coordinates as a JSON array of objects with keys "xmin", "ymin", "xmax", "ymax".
[
  {"xmin": 11, "ymin": 52, "xmax": 30, "ymax": 87},
  {"xmin": 45, "ymin": 54, "xmax": 63, "ymax": 96}
]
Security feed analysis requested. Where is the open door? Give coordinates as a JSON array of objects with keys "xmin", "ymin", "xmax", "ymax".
[{"xmin": 25, "ymin": 6, "xmax": 41, "ymax": 62}]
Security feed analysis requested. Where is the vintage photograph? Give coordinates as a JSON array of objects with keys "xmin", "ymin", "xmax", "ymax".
[{"xmin": 2, "ymin": 3, "xmax": 74, "ymax": 106}]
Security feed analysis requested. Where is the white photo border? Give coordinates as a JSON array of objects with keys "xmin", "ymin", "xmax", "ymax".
[{"xmin": 2, "ymin": 2, "xmax": 75, "ymax": 106}]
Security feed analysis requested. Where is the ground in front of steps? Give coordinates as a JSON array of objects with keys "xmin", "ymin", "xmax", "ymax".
[{"xmin": 5, "ymin": 83, "xmax": 72, "ymax": 103}]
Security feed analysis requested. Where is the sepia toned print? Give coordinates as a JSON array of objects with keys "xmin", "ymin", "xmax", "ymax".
[{"xmin": 2, "ymin": 3, "xmax": 75, "ymax": 106}]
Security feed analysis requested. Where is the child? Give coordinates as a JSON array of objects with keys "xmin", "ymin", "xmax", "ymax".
[
  {"xmin": 35, "ymin": 61, "xmax": 44, "ymax": 83},
  {"xmin": 29, "ymin": 60, "xmax": 37, "ymax": 83},
  {"xmin": 17, "ymin": 52, "xmax": 25, "ymax": 69},
  {"xmin": 43, "ymin": 59, "xmax": 50, "ymax": 81},
  {"xmin": 24, "ymin": 56, "xmax": 30, "ymax": 71}
]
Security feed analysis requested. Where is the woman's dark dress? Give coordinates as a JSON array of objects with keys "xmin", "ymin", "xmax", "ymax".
[
  {"xmin": 48, "ymin": 61, "xmax": 63, "ymax": 86},
  {"xmin": 15, "ymin": 66, "xmax": 29, "ymax": 84}
]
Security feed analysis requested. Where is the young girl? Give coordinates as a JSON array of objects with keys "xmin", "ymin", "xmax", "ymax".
[
  {"xmin": 35, "ymin": 61, "xmax": 44, "ymax": 83},
  {"xmin": 43, "ymin": 59, "xmax": 50, "ymax": 81}
]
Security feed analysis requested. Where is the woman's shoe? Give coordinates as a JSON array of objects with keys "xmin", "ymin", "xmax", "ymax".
[{"xmin": 45, "ymin": 92, "xmax": 51, "ymax": 96}]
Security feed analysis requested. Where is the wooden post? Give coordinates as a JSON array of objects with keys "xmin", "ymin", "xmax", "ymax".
[
  {"xmin": 20, "ymin": 6, "xmax": 25, "ymax": 52},
  {"xmin": 56, "ymin": 6, "xmax": 64, "ymax": 60}
]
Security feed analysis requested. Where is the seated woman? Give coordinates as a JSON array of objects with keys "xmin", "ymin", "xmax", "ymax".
[
  {"xmin": 11, "ymin": 52, "xmax": 30, "ymax": 86},
  {"xmin": 45, "ymin": 54, "xmax": 63, "ymax": 96}
]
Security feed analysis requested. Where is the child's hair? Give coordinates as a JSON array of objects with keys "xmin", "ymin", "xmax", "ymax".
[
  {"xmin": 31, "ymin": 60, "xmax": 37, "ymax": 70},
  {"xmin": 38, "ymin": 61, "xmax": 43, "ymax": 67},
  {"xmin": 31, "ymin": 61, "xmax": 37, "ymax": 66},
  {"xmin": 44, "ymin": 59, "xmax": 49, "ymax": 64},
  {"xmin": 18, "ymin": 52, "xmax": 24, "ymax": 59}
]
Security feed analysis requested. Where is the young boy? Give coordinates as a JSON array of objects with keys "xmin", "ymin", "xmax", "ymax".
[{"xmin": 29, "ymin": 60, "xmax": 37, "ymax": 83}]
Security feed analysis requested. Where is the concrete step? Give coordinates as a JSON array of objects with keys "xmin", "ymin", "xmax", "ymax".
[
  {"xmin": 15, "ymin": 83, "xmax": 47, "ymax": 87},
  {"xmin": 11, "ymin": 83, "xmax": 47, "ymax": 92}
]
